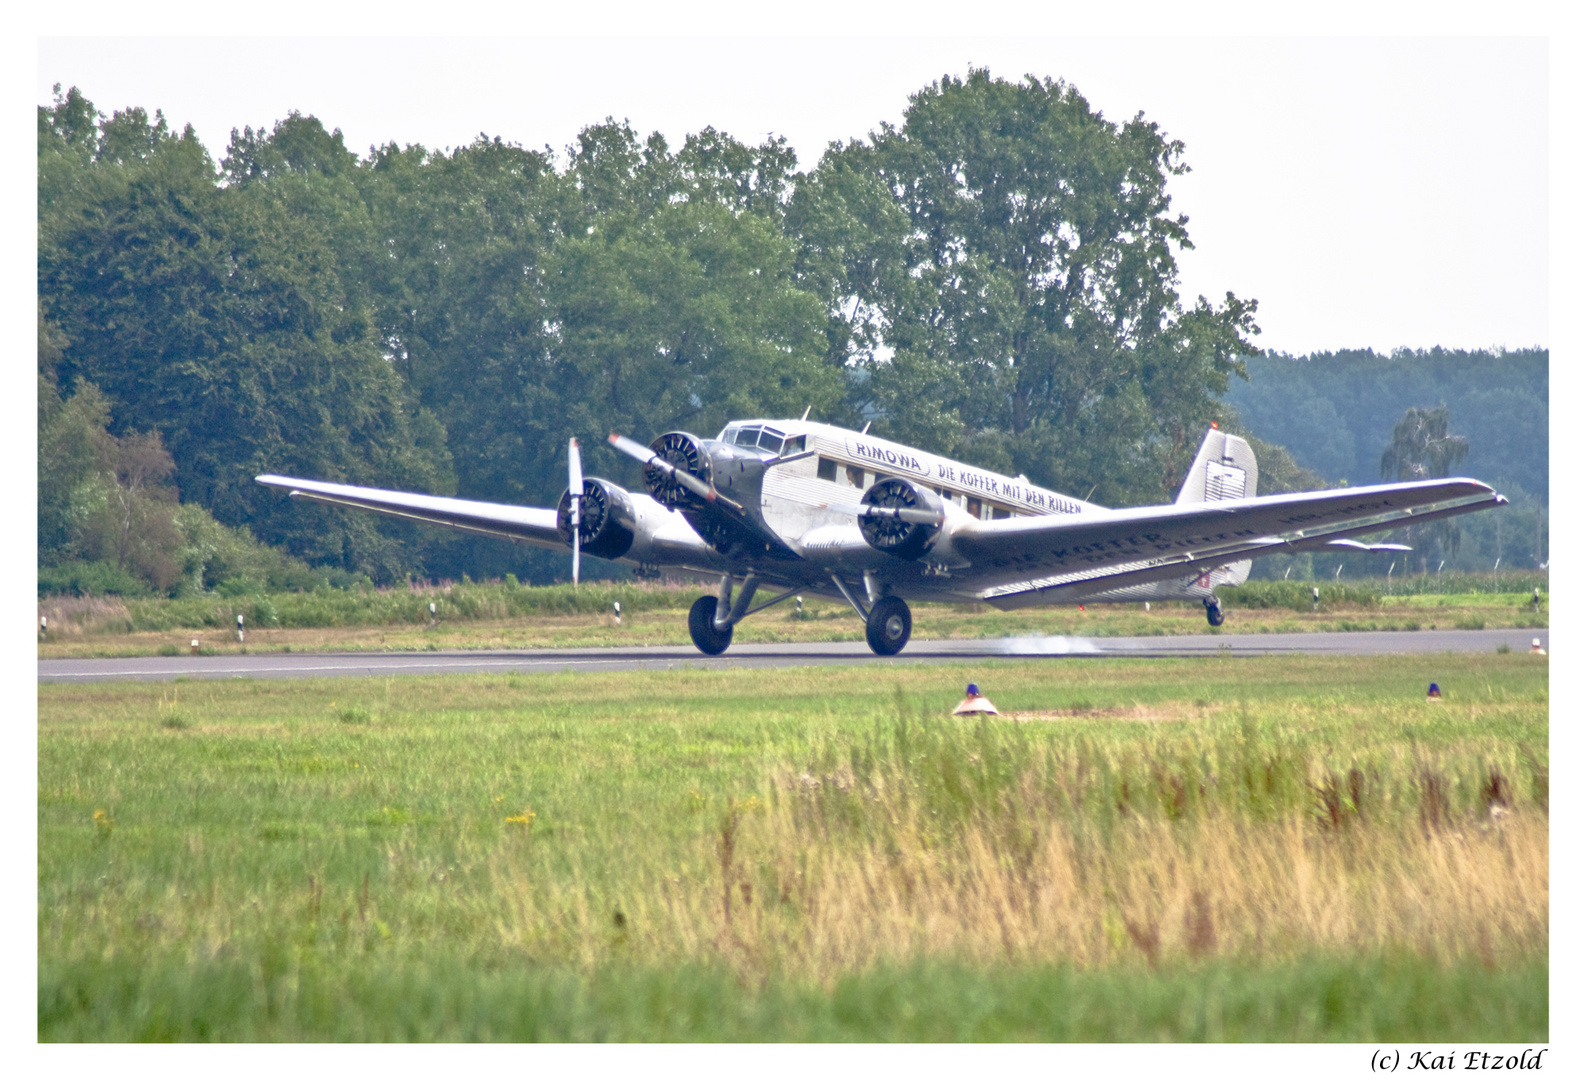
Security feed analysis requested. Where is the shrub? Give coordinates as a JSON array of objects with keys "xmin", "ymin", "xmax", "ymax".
[
  {"xmin": 37, "ymin": 560, "xmax": 152, "ymax": 598},
  {"xmin": 1224, "ymin": 580, "xmax": 1380, "ymax": 611}
]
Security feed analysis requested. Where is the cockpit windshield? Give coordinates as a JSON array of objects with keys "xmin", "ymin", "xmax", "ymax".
[{"xmin": 717, "ymin": 424, "xmax": 794, "ymax": 455}]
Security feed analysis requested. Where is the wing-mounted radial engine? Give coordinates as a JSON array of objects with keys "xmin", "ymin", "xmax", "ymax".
[
  {"xmin": 556, "ymin": 478, "xmax": 639, "ymax": 561},
  {"xmin": 858, "ymin": 477, "xmax": 946, "ymax": 561},
  {"xmin": 610, "ymin": 431, "xmax": 801, "ymax": 561}
]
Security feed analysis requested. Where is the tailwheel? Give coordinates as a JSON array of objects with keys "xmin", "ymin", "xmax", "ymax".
[
  {"xmin": 865, "ymin": 596, "xmax": 912, "ymax": 656},
  {"xmin": 688, "ymin": 595, "xmax": 733, "ymax": 655},
  {"xmin": 1204, "ymin": 596, "xmax": 1225, "ymax": 627}
]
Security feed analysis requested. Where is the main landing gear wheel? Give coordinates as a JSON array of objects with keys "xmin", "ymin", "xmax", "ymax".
[
  {"xmin": 1204, "ymin": 596, "xmax": 1225, "ymax": 627},
  {"xmin": 865, "ymin": 596, "xmax": 913, "ymax": 656},
  {"xmin": 688, "ymin": 595, "xmax": 733, "ymax": 655}
]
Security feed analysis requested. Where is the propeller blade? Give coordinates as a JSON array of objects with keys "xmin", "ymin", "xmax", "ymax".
[
  {"xmin": 822, "ymin": 501, "xmax": 944, "ymax": 526},
  {"xmin": 607, "ymin": 432, "xmax": 657, "ymax": 464},
  {"xmin": 607, "ymin": 432, "xmax": 719, "ymax": 504},
  {"xmin": 569, "ymin": 437, "xmax": 581, "ymax": 587}
]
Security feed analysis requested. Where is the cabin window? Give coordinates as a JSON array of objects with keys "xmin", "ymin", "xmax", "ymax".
[
  {"xmin": 817, "ymin": 456, "xmax": 837, "ymax": 482},
  {"xmin": 757, "ymin": 427, "xmax": 785, "ymax": 452},
  {"xmin": 785, "ymin": 434, "xmax": 805, "ymax": 454},
  {"xmin": 845, "ymin": 465, "xmax": 865, "ymax": 488},
  {"xmin": 734, "ymin": 426, "xmax": 764, "ymax": 449},
  {"xmin": 991, "ymin": 506, "xmax": 1011, "ymax": 520},
  {"xmin": 966, "ymin": 497, "xmax": 982, "ymax": 519}
]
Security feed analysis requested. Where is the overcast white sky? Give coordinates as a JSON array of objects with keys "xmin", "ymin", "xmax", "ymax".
[{"xmin": 35, "ymin": 32, "xmax": 1548, "ymax": 356}]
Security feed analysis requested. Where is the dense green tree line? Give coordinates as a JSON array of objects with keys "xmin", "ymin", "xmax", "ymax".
[
  {"xmin": 1223, "ymin": 348, "xmax": 1547, "ymax": 577},
  {"xmin": 39, "ymin": 72, "xmax": 1381, "ymax": 592},
  {"xmin": 38, "ymin": 304, "xmax": 344, "ymax": 597},
  {"xmin": 1224, "ymin": 348, "xmax": 1547, "ymax": 497},
  {"xmin": 39, "ymin": 92, "xmax": 455, "ymax": 583}
]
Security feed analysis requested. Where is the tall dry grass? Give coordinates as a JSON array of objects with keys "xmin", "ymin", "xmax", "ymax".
[
  {"xmin": 492, "ymin": 809, "xmax": 1546, "ymax": 983},
  {"xmin": 490, "ymin": 720, "xmax": 1547, "ymax": 984},
  {"xmin": 37, "ymin": 594, "xmax": 135, "ymax": 636}
]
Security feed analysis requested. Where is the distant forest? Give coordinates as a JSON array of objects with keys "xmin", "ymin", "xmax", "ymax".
[
  {"xmin": 1223, "ymin": 347, "xmax": 1548, "ymax": 578},
  {"xmin": 37, "ymin": 73, "xmax": 1546, "ymax": 595}
]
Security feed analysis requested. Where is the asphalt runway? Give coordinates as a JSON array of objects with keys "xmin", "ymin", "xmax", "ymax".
[{"xmin": 38, "ymin": 628, "xmax": 1547, "ymax": 684}]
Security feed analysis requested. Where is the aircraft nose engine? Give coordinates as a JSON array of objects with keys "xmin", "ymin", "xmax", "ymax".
[
  {"xmin": 859, "ymin": 477, "xmax": 944, "ymax": 560},
  {"xmin": 643, "ymin": 432, "xmax": 713, "ymax": 508},
  {"xmin": 556, "ymin": 479, "xmax": 638, "ymax": 560}
]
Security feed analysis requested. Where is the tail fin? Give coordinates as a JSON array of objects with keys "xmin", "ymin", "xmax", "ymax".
[
  {"xmin": 1177, "ymin": 426, "xmax": 1257, "ymax": 588},
  {"xmin": 1176, "ymin": 426, "xmax": 1257, "ymax": 504}
]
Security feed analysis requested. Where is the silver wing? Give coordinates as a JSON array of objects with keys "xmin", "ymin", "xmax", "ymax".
[
  {"xmin": 255, "ymin": 473, "xmax": 730, "ymax": 576},
  {"xmin": 938, "ymin": 478, "xmax": 1504, "ymax": 608},
  {"xmin": 256, "ymin": 474, "xmax": 566, "ymax": 546},
  {"xmin": 258, "ymin": 471, "xmax": 1504, "ymax": 608}
]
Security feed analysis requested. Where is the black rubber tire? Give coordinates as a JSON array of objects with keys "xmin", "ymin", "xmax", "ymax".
[
  {"xmin": 1205, "ymin": 597, "xmax": 1225, "ymax": 627},
  {"xmin": 865, "ymin": 596, "xmax": 912, "ymax": 656},
  {"xmin": 687, "ymin": 595, "xmax": 734, "ymax": 655}
]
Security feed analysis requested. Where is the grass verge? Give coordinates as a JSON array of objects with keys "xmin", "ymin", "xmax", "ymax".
[
  {"xmin": 37, "ymin": 580, "xmax": 1550, "ymax": 658},
  {"xmin": 40, "ymin": 954, "xmax": 1545, "ymax": 1041}
]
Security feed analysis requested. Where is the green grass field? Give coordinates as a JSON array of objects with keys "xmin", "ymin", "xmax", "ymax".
[
  {"xmin": 38, "ymin": 653, "xmax": 1548, "ymax": 1041},
  {"xmin": 36, "ymin": 577, "xmax": 1549, "ymax": 659}
]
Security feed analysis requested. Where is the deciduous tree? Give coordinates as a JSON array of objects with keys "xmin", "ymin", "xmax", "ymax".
[
  {"xmin": 1380, "ymin": 403, "xmax": 1469, "ymax": 567},
  {"xmin": 38, "ymin": 92, "xmax": 454, "ymax": 580},
  {"xmin": 819, "ymin": 69, "xmax": 1259, "ymax": 505}
]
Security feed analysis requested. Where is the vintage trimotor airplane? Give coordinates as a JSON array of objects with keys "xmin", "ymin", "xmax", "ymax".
[{"xmin": 257, "ymin": 419, "xmax": 1505, "ymax": 656}]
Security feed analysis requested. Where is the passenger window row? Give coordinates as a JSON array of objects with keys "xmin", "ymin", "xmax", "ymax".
[
  {"xmin": 813, "ymin": 455, "xmax": 1019, "ymax": 520},
  {"xmin": 816, "ymin": 455, "xmax": 869, "ymax": 488}
]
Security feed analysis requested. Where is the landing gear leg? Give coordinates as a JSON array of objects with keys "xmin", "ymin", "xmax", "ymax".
[
  {"xmin": 686, "ymin": 576, "xmax": 803, "ymax": 655},
  {"xmin": 1204, "ymin": 595, "xmax": 1225, "ymax": 627},
  {"xmin": 865, "ymin": 596, "xmax": 913, "ymax": 656}
]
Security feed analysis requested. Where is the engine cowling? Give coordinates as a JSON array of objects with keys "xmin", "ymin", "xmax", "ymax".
[
  {"xmin": 859, "ymin": 477, "xmax": 944, "ymax": 560},
  {"xmin": 644, "ymin": 431, "xmax": 713, "ymax": 508},
  {"xmin": 556, "ymin": 478, "xmax": 638, "ymax": 560}
]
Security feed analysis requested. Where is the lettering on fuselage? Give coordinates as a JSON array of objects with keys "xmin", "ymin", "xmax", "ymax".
[
  {"xmin": 844, "ymin": 437, "xmax": 1083, "ymax": 516},
  {"xmin": 936, "ymin": 463, "xmax": 1083, "ymax": 514},
  {"xmin": 849, "ymin": 440, "xmax": 927, "ymax": 475}
]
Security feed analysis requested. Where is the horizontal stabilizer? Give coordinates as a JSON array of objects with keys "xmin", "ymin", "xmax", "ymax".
[{"xmin": 1326, "ymin": 538, "xmax": 1413, "ymax": 553}]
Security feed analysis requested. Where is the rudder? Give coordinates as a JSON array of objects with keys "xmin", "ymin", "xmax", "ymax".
[
  {"xmin": 1176, "ymin": 426, "xmax": 1256, "ymax": 588},
  {"xmin": 1177, "ymin": 426, "xmax": 1258, "ymax": 504}
]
